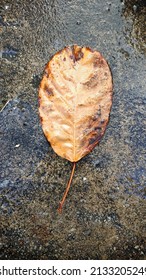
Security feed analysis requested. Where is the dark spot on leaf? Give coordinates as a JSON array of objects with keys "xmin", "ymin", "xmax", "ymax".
[
  {"xmin": 83, "ymin": 73, "xmax": 98, "ymax": 88},
  {"xmin": 70, "ymin": 54, "xmax": 75, "ymax": 63},
  {"xmin": 75, "ymin": 49, "xmax": 84, "ymax": 61},
  {"xmin": 94, "ymin": 126, "xmax": 102, "ymax": 131},
  {"xmin": 97, "ymin": 107, "xmax": 101, "ymax": 116},
  {"xmin": 44, "ymin": 85, "xmax": 54, "ymax": 96},
  {"xmin": 44, "ymin": 71, "xmax": 49, "ymax": 78},
  {"xmin": 89, "ymin": 138, "xmax": 95, "ymax": 145},
  {"xmin": 93, "ymin": 57, "xmax": 105, "ymax": 68},
  {"xmin": 70, "ymin": 46, "xmax": 84, "ymax": 62},
  {"xmin": 92, "ymin": 115, "xmax": 98, "ymax": 121},
  {"xmin": 86, "ymin": 47, "xmax": 94, "ymax": 53},
  {"xmin": 44, "ymin": 66, "xmax": 51, "ymax": 78},
  {"xmin": 38, "ymin": 97, "xmax": 41, "ymax": 106},
  {"xmin": 93, "ymin": 58, "xmax": 100, "ymax": 67},
  {"xmin": 89, "ymin": 134, "xmax": 102, "ymax": 145}
]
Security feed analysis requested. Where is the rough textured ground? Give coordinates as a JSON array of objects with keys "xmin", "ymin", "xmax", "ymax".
[{"xmin": 0, "ymin": 0, "xmax": 146, "ymax": 259}]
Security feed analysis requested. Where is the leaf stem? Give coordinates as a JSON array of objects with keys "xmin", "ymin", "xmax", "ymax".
[{"xmin": 58, "ymin": 162, "xmax": 76, "ymax": 214}]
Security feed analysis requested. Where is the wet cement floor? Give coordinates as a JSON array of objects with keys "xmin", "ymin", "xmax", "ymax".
[{"xmin": 0, "ymin": 0, "xmax": 146, "ymax": 259}]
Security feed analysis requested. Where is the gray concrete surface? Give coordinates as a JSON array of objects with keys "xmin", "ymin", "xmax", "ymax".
[{"xmin": 0, "ymin": 0, "xmax": 146, "ymax": 259}]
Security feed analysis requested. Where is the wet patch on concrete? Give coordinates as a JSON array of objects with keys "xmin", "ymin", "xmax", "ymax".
[
  {"xmin": 0, "ymin": 0, "xmax": 146, "ymax": 259},
  {"xmin": 122, "ymin": 0, "xmax": 146, "ymax": 54}
]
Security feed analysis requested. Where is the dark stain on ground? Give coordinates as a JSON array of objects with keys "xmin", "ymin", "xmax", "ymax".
[
  {"xmin": 31, "ymin": 74, "xmax": 41, "ymax": 89},
  {"xmin": 122, "ymin": 0, "xmax": 146, "ymax": 54},
  {"xmin": 2, "ymin": 45, "xmax": 19, "ymax": 60}
]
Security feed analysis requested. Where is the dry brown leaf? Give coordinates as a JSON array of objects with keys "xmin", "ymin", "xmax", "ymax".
[{"xmin": 38, "ymin": 45, "xmax": 113, "ymax": 212}]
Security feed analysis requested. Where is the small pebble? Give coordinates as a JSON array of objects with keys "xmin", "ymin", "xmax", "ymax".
[
  {"xmin": 133, "ymin": 5, "xmax": 137, "ymax": 13},
  {"xmin": 94, "ymin": 159, "xmax": 100, "ymax": 167},
  {"xmin": 70, "ymin": 228, "xmax": 76, "ymax": 232},
  {"xmin": 15, "ymin": 144, "xmax": 20, "ymax": 148},
  {"xmin": 106, "ymin": 7, "xmax": 110, "ymax": 12}
]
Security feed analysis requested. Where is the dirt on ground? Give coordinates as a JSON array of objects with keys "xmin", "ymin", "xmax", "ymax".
[{"xmin": 0, "ymin": 0, "xmax": 146, "ymax": 259}]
